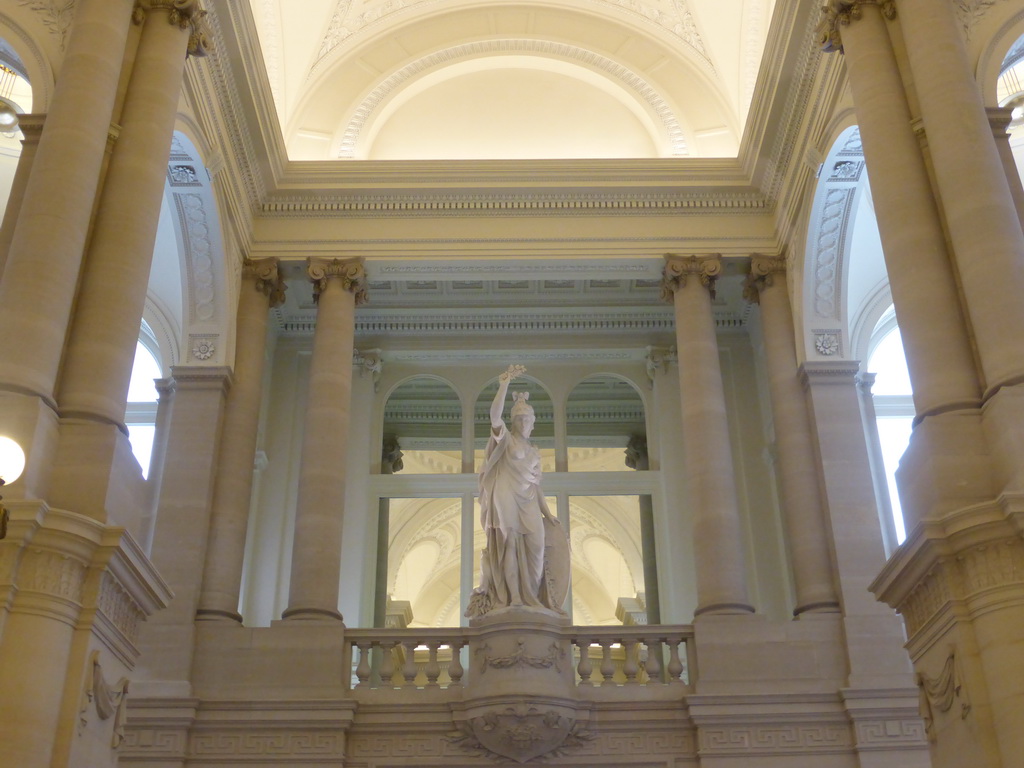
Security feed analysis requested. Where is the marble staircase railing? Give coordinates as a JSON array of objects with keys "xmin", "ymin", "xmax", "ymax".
[{"xmin": 343, "ymin": 624, "xmax": 695, "ymax": 693}]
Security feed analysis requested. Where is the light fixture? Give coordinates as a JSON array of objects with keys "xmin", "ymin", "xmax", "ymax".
[
  {"xmin": 0, "ymin": 97, "xmax": 19, "ymax": 132},
  {"xmin": 0, "ymin": 435, "xmax": 26, "ymax": 540}
]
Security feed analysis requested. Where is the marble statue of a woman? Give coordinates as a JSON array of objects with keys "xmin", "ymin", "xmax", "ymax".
[{"xmin": 466, "ymin": 365, "xmax": 569, "ymax": 618}]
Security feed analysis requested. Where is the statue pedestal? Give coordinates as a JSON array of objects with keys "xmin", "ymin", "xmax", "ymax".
[{"xmin": 452, "ymin": 608, "xmax": 588, "ymax": 763}]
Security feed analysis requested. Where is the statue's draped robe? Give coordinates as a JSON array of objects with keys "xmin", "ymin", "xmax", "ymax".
[{"xmin": 477, "ymin": 422, "xmax": 558, "ymax": 610}]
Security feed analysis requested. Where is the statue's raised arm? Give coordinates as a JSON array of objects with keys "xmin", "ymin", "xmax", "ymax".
[{"xmin": 467, "ymin": 366, "xmax": 568, "ymax": 619}]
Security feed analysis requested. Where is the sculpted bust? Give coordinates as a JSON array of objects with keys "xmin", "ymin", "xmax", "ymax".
[{"xmin": 466, "ymin": 365, "xmax": 569, "ymax": 618}]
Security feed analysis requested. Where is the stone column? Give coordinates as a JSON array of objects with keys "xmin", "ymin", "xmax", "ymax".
[
  {"xmin": 0, "ymin": 114, "xmax": 44, "ymax": 279},
  {"xmin": 0, "ymin": 0, "xmax": 136, "ymax": 499},
  {"xmin": 196, "ymin": 259, "xmax": 285, "ymax": 622},
  {"xmin": 819, "ymin": 2, "xmax": 992, "ymax": 533},
  {"xmin": 49, "ymin": 1, "xmax": 210, "ymax": 522},
  {"xmin": 895, "ymin": 0, "xmax": 1024, "ymax": 396},
  {"xmin": 283, "ymin": 257, "xmax": 367, "ymax": 621},
  {"xmin": 662, "ymin": 254, "xmax": 753, "ymax": 615},
  {"xmin": 820, "ymin": 2, "xmax": 980, "ymax": 420},
  {"xmin": 745, "ymin": 256, "xmax": 839, "ymax": 615}
]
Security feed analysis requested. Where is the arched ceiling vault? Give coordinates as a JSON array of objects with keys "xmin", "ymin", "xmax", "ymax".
[{"xmin": 248, "ymin": 0, "xmax": 777, "ymax": 160}]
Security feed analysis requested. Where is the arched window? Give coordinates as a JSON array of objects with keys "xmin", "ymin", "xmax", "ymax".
[
  {"xmin": 866, "ymin": 310, "xmax": 914, "ymax": 543},
  {"xmin": 125, "ymin": 325, "xmax": 163, "ymax": 477}
]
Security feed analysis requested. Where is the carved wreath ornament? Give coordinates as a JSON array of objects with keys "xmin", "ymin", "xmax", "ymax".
[{"xmin": 448, "ymin": 703, "xmax": 593, "ymax": 763}]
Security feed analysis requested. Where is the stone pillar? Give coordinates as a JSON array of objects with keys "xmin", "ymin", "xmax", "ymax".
[
  {"xmin": 196, "ymin": 259, "xmax": 285, "ymax": 622},
  {"xmin": 662, "ymin": 254, "xmax": 753, "ymax": 616},
  {"xmin": 745, "ymin": 256, "xmax": 839, "ymax": 615},
  {"xmin": 0, "ymin": 504, "xmax": 170, "ymax": 768},
  {"xmin": 0, "ymin": 0, "xmax": 136, "ymax": 499},
  {"xmin": 895, "ymin": 0, "xmax": 1024, "ymax": 397},
  {"xmin": 283, "ymin": 257, "xmax": 367, "ymax": 621},
  {"xmin": 135, "ymin": 366, "xmax": 230, "ymax": 688},
  {"xmin": 819, "ymin": 2, "xmax": 992, "ymax": 533},
  {"xmin": 49, "ymin": 1, "xmax": 210, "ymax": 522},
  {"xmin": 0, "ymin": 114, "xmax": 44, "ymax": 279},
  {"xmin": 800, "ymin": 362, "xmax": 915, "ymax": 688}
]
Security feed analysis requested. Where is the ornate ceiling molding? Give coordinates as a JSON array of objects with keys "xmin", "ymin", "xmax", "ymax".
[
  {"xmin": 336, "ymin": 39, "xmax": 689, "ymax": 159},
  {"xmin": 312, "ymin": 0, "xmax": 712, "ymax": 77}
]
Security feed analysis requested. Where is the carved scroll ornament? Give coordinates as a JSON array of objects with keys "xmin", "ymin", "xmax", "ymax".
[
  {"xmin": 307, "ymin": 257, "xmax": 368, "ymax": 305},
  {"xmin": 661, "ymin": 254, "xmax": 722, "ymax": 301},
  {"xmin": 819, "ymin": 1, "xmax": 897, "ymax": 53}
]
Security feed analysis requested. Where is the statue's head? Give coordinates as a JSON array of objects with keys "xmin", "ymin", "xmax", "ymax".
[{"xmin": 510, "ymin": 391, "xmax": 535, "ymax": 437}]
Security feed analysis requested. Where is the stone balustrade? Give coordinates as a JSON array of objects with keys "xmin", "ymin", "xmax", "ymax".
[{"xmin": 344, "ymin": 624, "xmax": 695, "ymax": 693}]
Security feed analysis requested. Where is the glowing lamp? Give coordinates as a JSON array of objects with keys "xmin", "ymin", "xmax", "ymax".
[{"xmin": 0, "ymin": 435, "xmax": 25, "ymax": 539}]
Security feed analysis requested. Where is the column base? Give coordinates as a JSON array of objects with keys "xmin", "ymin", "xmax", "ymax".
[
  {"xmin": 281, "ymin": 606, "xmax": 344, "ymax": 622},
  {"xmin": 195, "ymin": 608, "xmax": 243, "ymax": 623},
  {"xmin": 694, "ymin": 602, "xmax": 756, "ymax": 617}
]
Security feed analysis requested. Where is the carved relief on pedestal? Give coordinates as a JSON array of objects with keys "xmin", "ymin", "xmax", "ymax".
[
  {"xmin": 449, "ymin": 701, "xmax": 593, "ymax": 764},
  {"xmin": 917, "ymin": 649, "xmax": 971, "ymax": 742},
  {"xmin": 78, "ymin": 650, "xmax": 130, "ymax": 748}
]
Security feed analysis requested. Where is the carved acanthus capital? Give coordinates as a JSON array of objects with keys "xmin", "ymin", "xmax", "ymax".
[
  {"xmin": 661, "ymin": 254, "xmax": 722, "ymax": 301},
  {"xmin": 819, "ymin": 1, "xmax": 896, "ymax": 53},
  {"xmin": 742, "ymin": 254, "xmax": 787, "ymax": 304},
  {"xmin": 133, "ymin": 1, "xmax": 211, "ymax": 57},
  {"xmin": 307, "ymin": 257, "xmax": 368, "ymax": 306},
  {"xmin": 242, "ymin": 257, "xmax": 286, "ymax": 308}
]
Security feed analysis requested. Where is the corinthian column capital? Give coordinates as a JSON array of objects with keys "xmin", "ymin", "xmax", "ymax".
[
  {"xmin": 307, "ymin": 257, "xmax": 368, "ymax": 305},
  {"xmin": 661, "ymin": 254, "xmax": 722, "ymax": 301},
  {"xmin": 133, "ymin": 0, "xmax": 211, "ymax": 57},
  {"xmin": 242, "ymin": 257, "xmax": 286, "ymax": 308},
  {"xmin": 819, "ymin": 0, "xmax": 896, "ymax": 53},
  {"xmin": 742, "ymin": 254, "xmax": 787, "ymax": 303}
]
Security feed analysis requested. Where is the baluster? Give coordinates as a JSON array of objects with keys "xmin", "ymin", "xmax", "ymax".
[
  {"xmin": 448, "ymin": 641, "xmax": 464, "ymax": 688},
  {"xmin": 623, "ymin": 639, "xmax": 640, "ymax": 685},
  {"xmin": 354, "ymin": 642, "xmax": 371, "ymax": 688},
  {"xmin": 425, "ymin": 641, "xmax": 441, "ymax": 688},
  {"xmin": 645, "ymin": 638, "xmax": 663, "ymax": 685},
  {"xmin": 379, "ymin": 641, "xmax": 396, "ymax": 688},
  {"xmin": 600, "ymin": 640, "xmax": 616, "ymax": 686},
  {"xmin": 576, "ymin": 640, "xmax": 594, "ymax": 686},
  {"xmin": 667, "ymin": 638, "xmax": 684, "ymax": 684},
  {"xmin": 402, "ymin": 641, "xmax": 419, "ymax": 687}
]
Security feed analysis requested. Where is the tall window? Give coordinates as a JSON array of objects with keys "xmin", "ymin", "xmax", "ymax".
[
  {"xmin": 867, "ymin": 311, "xmax": 914, "ymax": 543},
  {"xmin": 125, "ymin": 328, "xmax": 162, "ymax": 477}
]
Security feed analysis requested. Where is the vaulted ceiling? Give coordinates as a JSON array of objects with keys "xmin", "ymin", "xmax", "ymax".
[{"xmin": 246, "ymin": 0, "xmax": 778, "ymax": 160}]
